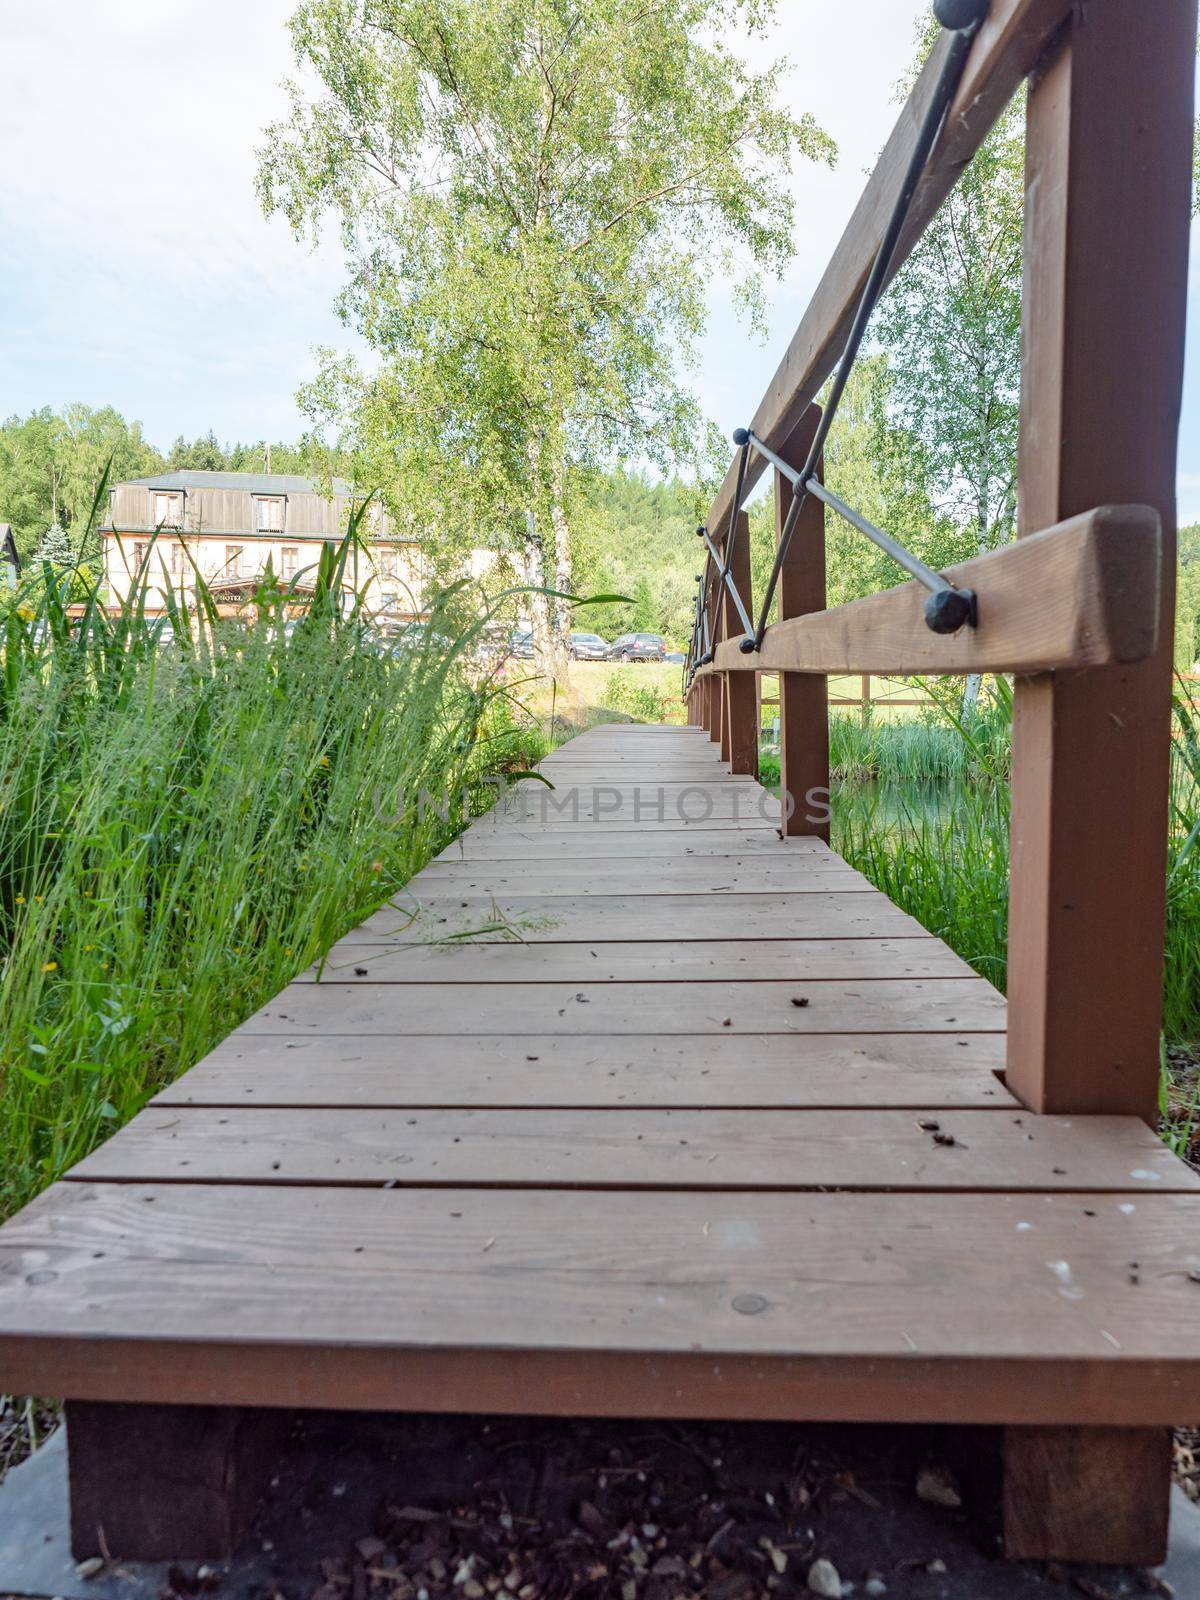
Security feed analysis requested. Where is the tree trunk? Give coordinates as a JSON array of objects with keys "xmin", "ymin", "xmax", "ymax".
[
  {"xmin": 521, "ymin": 511, "xmax": 553, "ymax": 664},
  {"xmin": 548, "ymin": 461, "xmax": 573, "ymax": 676},
  {"xmin": 961, "ymin": 433, "xmax": 990, "ymax": 718},
  {"xmin": 523, "ymin": 439, "xmax": 570, "ymax": 675}
]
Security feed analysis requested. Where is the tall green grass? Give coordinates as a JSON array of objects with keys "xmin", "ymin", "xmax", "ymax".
[
  {"xmin": 0, "ymin": 520, "xmax": 546, "ymax": 1221},
  {"xmin": 831, "ymin": 676, "xmax": 1200, "ymax": 1061}
]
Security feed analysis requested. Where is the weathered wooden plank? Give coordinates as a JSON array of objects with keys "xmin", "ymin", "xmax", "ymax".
[
  {"xmin": 478, "ymin": 813, "xmax": 779, "ymax": 832},
  {"xmin": 72, "ymin": 1108, "xmax": 1194, "ymax": 1193},
  {"xmin": 5, "ymin": 1185, "xmax": 1200, "ymax": 1424},
  {"xmin": 409, "ymin": 859, "xmax": 871, "ymax": 897},
  {"xmin": 495, "ymin": 792, "xmax": 781, "ymax": 823},
  {"xmin": 244, "ymin": 978, "xmax": 1005, "ymax": 1035},
  {"xmin": 435, "ymin": 830, "xmax": 825, "ymax": 859},
  {"xmin": 528, "ymin": 767, "xmax": 745, "ymax": 783},
  {"xmin": 154, "ymin": 1032, "xmax": 1013, "ymax": 1110},
  {"xmin": 349, "ymin": 890, "xmax": 930, "ymax": 942},
  {"xmin": 705, "ymin": 507, "xmax": 1161, "ymax": 677},
  {"xmin": 704, "ymin": 0, "xmax": 1076, "ymax": 539},
  {"xmin": 301, "ymin": 937, "xmax": 975, "ymax": 984}
]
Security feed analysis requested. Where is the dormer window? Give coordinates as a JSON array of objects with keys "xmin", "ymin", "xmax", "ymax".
[
  {"xmin": 256, "ymin": 496, "xmax": 284, "ymax": 532},
  {"xmin": 153, "ymin": 492, "xmax": 182, "ymax": 530}
]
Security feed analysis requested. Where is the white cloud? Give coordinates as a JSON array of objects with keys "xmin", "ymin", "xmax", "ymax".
[
  {"xmin": 2, "ymin": 0, "xmax": 1197, "ymax": 485},
  {"xmin": 0, "ymin": 0, "xmax": 350, "ymax": 443}
]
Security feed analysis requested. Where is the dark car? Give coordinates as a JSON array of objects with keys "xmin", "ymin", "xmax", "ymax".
[
  {"xmin": 664, "ymin": 650, "xmax": 686, "ymax": 664},
  {"xmin": 568, "ymin": 631, "xmax": 610, "ymax": 660},
  {"xmin": 508, "ymin": 628, "xmax": 536, "ymax": 660},
  {"xmin": 609, "ymin": 632, "xmax": 666, "ymax": 662}
]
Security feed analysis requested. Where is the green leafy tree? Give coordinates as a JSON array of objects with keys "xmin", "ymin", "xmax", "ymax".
[
  {"xmin": 256, "ymin": 0, "xmax": 835, "ymax": 660},
  {"xmin": 875, "ymin": 25, "xmax": 1023, "ymax": 566},
  {"xmin": 569, "ymin": 468, "xmax": 707, "ymax": 644},
  {"xmin": 167, "ymin": 430, "xmax": 231, "ymax": 472},
  {"xmin": 870, "ymin": 21, "xmax": 1023, "ymax": 711},
  {"xmin": 628, "ymin": 576, "xmax": 659, "ymax": 633},
  {"xmin": 0, "ymin": 405, "xmax": 164, "ymax": 559}
]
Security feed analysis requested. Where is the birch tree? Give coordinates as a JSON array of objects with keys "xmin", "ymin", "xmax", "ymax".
[
  {"xmin": 256, "ymin": 0, "xmax": 834, "ymax": 659},
  {"xmin": 874, "ymin": 23, "xmax": 1023, "ymax": 711}
]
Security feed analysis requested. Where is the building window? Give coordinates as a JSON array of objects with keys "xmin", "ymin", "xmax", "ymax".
[
  {"xmin": 224, "ymin": 544, "xmax": 247, "ymax": 579},
  {"xmin": 256, "ymin": 497, "xmax": 284, "ymax": 532},
  {"xmin": 153, "ymin": 492, "xmax": 182, "ymax": 529},
  {"xmin": 169, "ymin": 541, "xmax": 186, "ymax": 576},
  {"xmin": 280, "ymin": 546, "xmax": 299, "ymax": 580},
  {"xmin": 377, "ymin": 547, "xmax": 399, "ymax": 579},
  {"xmin": 131, "ymin": 541, "xmax": 149, "ymax": 570}
]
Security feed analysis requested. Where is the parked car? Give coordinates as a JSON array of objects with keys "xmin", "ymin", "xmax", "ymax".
[
  {"xmin": 664, "ymin": 650, "xmax": 685, "ymax": 664},
  {"xmin": 509, "ymin": 628, "xmax": 536, "ymax": 660},
  {"xmin": 609, "ymin": 632, "xmax": 666, "ymax": 662},
  {"xmin": 385, "ymin": 622, "xmax": 455, "ymax": 656},
  {"xmin": 568, "ymin": 631, "xmax": 610, "ymax": 660}
]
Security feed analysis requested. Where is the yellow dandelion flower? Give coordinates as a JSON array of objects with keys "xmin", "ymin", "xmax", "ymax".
[
  {"xmin": 15, "ymin": 896, "xmax": 25, "ymax": 905},
  {"xmin": 42, "ymin": 961, "xmax": 58, "ymax": 973},
  {"xmin": 84, "ymin": 944, "xmax": 95, "ymax": 952}
]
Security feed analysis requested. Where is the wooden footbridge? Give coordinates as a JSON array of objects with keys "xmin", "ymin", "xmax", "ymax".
[{"xmin": 1, "ymin": 0, "xmax": 1198, "ymax": 1572}]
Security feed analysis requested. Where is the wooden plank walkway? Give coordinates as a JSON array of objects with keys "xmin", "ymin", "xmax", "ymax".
[{"xmin": 3, "ymin": 722, "xmax": 1200, "ymax": 1441}]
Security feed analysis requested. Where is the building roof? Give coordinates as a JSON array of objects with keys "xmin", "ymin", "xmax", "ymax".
[{"xmin": 122, "ymin": 470, "xmax": 355, "ymax": 496}]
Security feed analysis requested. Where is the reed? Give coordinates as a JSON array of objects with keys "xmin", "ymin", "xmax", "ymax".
[{"xmin": 0, "ymin": 512, "xmax": 546, "ymax": 1221}]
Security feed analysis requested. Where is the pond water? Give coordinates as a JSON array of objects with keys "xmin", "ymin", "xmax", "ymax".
[{"xmin": 832, "ymin": 777, "xmax": 983, "ymax": 834}]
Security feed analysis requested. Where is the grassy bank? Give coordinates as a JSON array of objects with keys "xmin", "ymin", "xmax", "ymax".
[
  {"xmin": 0, "ymin": 563, "xmax": 545, "ymax": 1223},
  {"xmin": 825, "ymin": 680, "xmax": 1200, "ymax": 1121}
]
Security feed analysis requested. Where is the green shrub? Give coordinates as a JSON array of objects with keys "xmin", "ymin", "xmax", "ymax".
[{"xmin": 600, "ymin": 670, "xmax": 682, "ymax": 724}]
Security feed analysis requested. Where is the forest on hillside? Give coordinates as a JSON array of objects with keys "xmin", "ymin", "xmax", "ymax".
[{"xmin": 2, "ymin": 399, "xmax": 1199, "ymax": 661}]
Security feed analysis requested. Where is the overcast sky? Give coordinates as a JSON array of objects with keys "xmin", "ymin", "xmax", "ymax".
[{"xmin": 1, "ymin": 1, "xmax": 1198, "ymax": 517}]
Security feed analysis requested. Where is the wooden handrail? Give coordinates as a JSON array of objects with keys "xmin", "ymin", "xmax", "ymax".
[
  {"xmin": 703, "ymin": 0, "xmax": 1075, "ymax": 541},
  {"xmin": 689, "ymin": 505, "xmax": 1160, "ymax": 678}
]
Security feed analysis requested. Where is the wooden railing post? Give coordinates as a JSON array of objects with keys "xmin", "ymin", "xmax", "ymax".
[
  {"xmin": 705, "ymin": 571, "xmax": 723, "ymax": 750},
  {"xmin": 774, "ymin": 405, "xmax": 829, "ymax": 838},
  {"xmin": 1006, "ymin": 0, "xmax": 1195, "ymax": 1122},
  {"xmin": 719, "ymin": 510, "xmax": 757, "ymax": 776}
]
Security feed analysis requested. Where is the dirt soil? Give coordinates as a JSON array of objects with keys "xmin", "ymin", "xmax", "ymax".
[{"xmin": 153, "ymin": 1412, "xmax": 1177, "ymax": 1600}]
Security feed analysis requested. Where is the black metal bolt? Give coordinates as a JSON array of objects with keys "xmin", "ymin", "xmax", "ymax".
[
  {"xmin": 923, "ymin": 586, "xmax": 977, "ymax": 634},
  {"xmin": 739, "ymin": 637, "xmax": 757, "ymax": 654},
  {"xmin": 934, "ymin": 0, "xmax": 988, "ymax": 31},
  {"xmin": 732, "ymin": 427, "xmax": 750, "ymax": 447}
]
